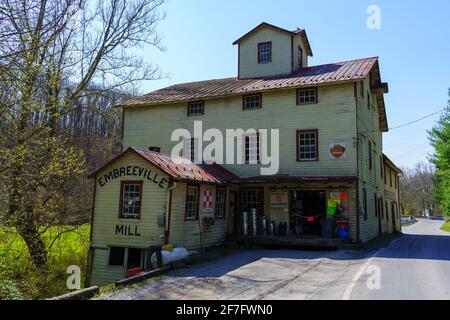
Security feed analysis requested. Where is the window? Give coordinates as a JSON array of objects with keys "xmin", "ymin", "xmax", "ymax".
[
  {"xmin": 368, "ymin": 140, "xmax": 372, "ymax": 170},
  {"xmin": 298, "ymin": 46, "xmax": 303, "ymax": 69},
  {"xmin": 297, "ymin": 88, "xmax": 318, "ymax": 105},
  {"xmin": 367, "ymin": 92, "xmax": 371, "ymax": 109},
  {"xmin": 185, "ymin": 185, "xmax": 199, "ymax": 220},
  {"xmin": 183, "ymin": 138, "xmax": 198, "ymax": 163},
  {"xmin": 380, "ymin": 156, "xmax": 383, "ymax": 179},
  {"xmin": 127, "ymin": 248, "xmax": 143, "ymax": 269},
  {"xmin": 385, "ymin": 200, "xmax": 389, "ymax": 221},
  {"xmin": 243, "ymin": 94, "xmax": 262, "ymax": 110},
  {"xmin": 258, "ymin": 42, "xmax": 272, "ymax": 63},
  {"xmin": 390, "ymin": 171, "xmax": 393, "ymax": 187},
  {"xmin": 362, "ymin": 188, "xmax": 368, "ymax": 221},
  {"xmin": 109, "ymin": 247, "xmax": 125, "ymax": 266},
  {"xmin": 360, "ymin": 81, "xmax": 364, "ymax": 97},
  {"xmin": 297, "ymin": 130, "xmax": 318, "ymax": 161},
  {"xmin": 119, "ymin": 181, "xmax": 143, "ymax": 219},
  {"xmin": 380, "ymin": 197, "xmax": 384, "ymax": 219},
  {"xmin": 374, "ymin": 194, "xmax": 378, "ymax": 217},
  {"xmin": 384, "ymin": 165, "xmax": 387, "ymax": 185},
  {"xmin": 149, "ymin": 146, "xmax": 161, "ymax": 153},
  {"xmin": 187, "ymin": 101, "xmax": 204, "ymax": 116},
  {"xmin": 215, "ymin": 188, "xmax": 226, "ymax": 219},
  {"xmin": 244, "ymin": 133, "xmax": 261, "ymax": 164},
  {"xmin": 241, "ymin": 189, "xmax": 264, "ymax": 215}
]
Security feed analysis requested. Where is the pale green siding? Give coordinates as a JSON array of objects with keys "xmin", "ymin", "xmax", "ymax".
[
  {"xmin": 239, "ymin": 28, "xmax": 292, "ymax": 79},
  {"xmin": 89, "ymin": 151, "xmax": 228, "ymax": 286},
  {"xmin": 292, "ymin": 33, "xmax": 308, "ymax": 70},
  {"xmin": 168, "ymin": 183, "xmax": 228, "ymax": 250},
  {"xmin": 91, "ymin": 153, "xmax": 168, "ymax": 248},
  {"xmin": 123, "ymin": 84, "xmax": 358, "ymax": 179}
]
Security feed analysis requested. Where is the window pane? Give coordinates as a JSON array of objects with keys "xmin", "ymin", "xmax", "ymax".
[
  {"xmin": 122, "ymin": 183, "xmax": 142, "ymax": 218},
  {"xmin": 109, "ymin": 247, "xmax": 125, "ymax": 266},
  {"xmin": 298, "ymin": 131, "xmax": 318, "ymax": 161}
]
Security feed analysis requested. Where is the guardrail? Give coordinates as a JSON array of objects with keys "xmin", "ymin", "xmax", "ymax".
[{"xmin": 48, "ymin": 286, "xmax": 99, "ymax": 300}]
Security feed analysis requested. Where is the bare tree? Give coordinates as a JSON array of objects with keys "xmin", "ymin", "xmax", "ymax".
[
  {"xmin": 400, "ymin": 162, "xmax": 438, "ymax": 216},
  {"xmin": 0, "ymin": 0, "xmax": 166, "ymax": 268}
]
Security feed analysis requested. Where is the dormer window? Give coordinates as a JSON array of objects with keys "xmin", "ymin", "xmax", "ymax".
[
  {"xmin": 258, "ymin": 42, "xmax": 272, "ymax": 64},
  {"xmin": 298, "ymin": 46, "xmax": 303, "ymax": 69}
]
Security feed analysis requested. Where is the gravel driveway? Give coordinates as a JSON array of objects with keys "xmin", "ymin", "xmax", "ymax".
[{"xmin": 99, "ymin": 248, "xmax": 371, "ymax": 300}]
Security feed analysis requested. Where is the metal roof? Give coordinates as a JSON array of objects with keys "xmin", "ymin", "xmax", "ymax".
[
  {"xmin": 119, "ymin": 57, "xmax": 379, "ymax": 108},
  {"xmin": 89, "ymin": 147, "xmax": 238, "ymax": 184}
]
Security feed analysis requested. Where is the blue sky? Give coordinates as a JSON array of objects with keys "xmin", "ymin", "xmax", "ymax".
[{"xmin": 139, "ymin": 0, "xmax": 450, "ymax": 168}]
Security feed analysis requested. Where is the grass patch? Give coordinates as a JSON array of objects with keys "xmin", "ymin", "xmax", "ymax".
[
  {"xmin": 0, "ymin": 225, "xmax": 90, "ymax": 299},
  {"xmin": 441, "ymin": 221, "xmax": 450, "ymax": 232}
]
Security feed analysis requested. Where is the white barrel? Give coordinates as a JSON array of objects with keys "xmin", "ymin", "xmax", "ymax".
[{"xmin": 242, "ymin": 211, "xmax": 248, "ymax": 235}]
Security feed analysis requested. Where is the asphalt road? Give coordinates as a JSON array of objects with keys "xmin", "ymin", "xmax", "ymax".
[
  {"xmin": 100, "ymin": 219, "xmax": 450, "ymax": 300},
  {"xmin": 348, "ymin": 219, "xmax": 450, "ymax": 300}
]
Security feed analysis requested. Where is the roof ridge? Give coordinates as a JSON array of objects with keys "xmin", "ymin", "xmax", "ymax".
[{"xmin": 142, "ymin": 57, "xmax": 379, "ymax": 91}]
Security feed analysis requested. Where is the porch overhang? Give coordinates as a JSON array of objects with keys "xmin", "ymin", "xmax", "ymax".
[{"xmin": 232, "ymin": 175, "xmax": 357, "ymax": 184}]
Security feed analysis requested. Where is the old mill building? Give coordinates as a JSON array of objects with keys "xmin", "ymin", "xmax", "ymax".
[{"xmin": 87, "ymin": 22, "xmax": 402, "ymax": 286}]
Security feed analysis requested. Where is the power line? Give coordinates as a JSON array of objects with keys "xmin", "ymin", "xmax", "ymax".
[
  {"xmin": 361, "ymin": 107, "xmax": 447, "ymax": 134},
  {"xmin": 389, "ymin": 108, "xmax": 447, "ymax": 131}
]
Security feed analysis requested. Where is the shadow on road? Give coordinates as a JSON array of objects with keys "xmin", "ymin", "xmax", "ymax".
[{"xmin": 374, "ymin": 234, "xmax": 450, "ymax": 261}]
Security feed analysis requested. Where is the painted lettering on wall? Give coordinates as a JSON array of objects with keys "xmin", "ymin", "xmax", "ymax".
[
  {"xmin": 98, "ymin": 166, "xmax": 168, "ymax": 189},
  {"xmin": 115, "ymin": 224, "xmax": 141, "ymax": 237}
]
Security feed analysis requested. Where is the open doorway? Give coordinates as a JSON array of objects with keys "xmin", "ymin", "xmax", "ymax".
[{"xmin": 289, "ymin": 191, "xmax": 326, "ymax": 236}]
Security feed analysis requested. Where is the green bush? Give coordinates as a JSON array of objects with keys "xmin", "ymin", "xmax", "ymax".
[
  {"xmin": 0, "ymin": 225, "xmax": 90, "ymax": 299},
  {"xmin": 0, "ymin": 280, "xmax": 23, "ymax": 300}
]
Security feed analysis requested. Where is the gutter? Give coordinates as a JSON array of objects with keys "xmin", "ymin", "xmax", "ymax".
[{"xmin": 164, "ymin": 180, "xmax": 177, "ymax": 244}]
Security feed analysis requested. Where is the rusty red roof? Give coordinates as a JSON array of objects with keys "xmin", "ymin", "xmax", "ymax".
[
  {"xmin": 118, "ymin": 57, "xmax": 378, "ymax": 108},
  {"xmin": 89, "ymin": 147, "xmax": 237, "ymax": 184}
]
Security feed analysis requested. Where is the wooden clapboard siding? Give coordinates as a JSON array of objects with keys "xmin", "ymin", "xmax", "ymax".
[
  {"xmin": 123, "ymin": 83, "xmax": 357, "ymax": 179},
  {"xmin": 91, "ymin": 152, "xmax": 168, "ymax": 247},
  {"xmin": 168, "ymin": 183, "xmax": 227, "ymax": 250},
  {"xmin": 239, "ymin": 27, "xmax": 293, "ymax": 79},
  {"xmin": 356, "ymin": 75, "xmax": 387, "ymax": 241},
  {"xmin": 90, "ymin": 248, "xmax": 125, "ymax": 286}
]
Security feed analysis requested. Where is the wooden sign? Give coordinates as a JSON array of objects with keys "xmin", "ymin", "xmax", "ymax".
[
  {"xmin": 270, "ymin": 192, "xmax": 288, "ymax": 208},
  {"xmin": 202, "ymin": 189, "xmax": 214, "ymax": 213}
]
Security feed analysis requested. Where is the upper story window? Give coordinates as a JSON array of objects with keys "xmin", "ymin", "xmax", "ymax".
[
  {"xmin": 297, "ymin": 129, "xmax": 319, "ymax": 161},
  {"xmin": 368, "ymin": 140, "xmax": 372, "ymax": 170},
  {"xmin": 243, "ymin": 94, "xmax": 262, "ymax": 110},
  {"xmin": 367, "ymin": 92, "xmax": 371, "ymax": 109},
  {"xmin": 380, "ymin": 156, "xmax": 383, "ymax": 179},
  {"xmin": 183, "ymin": 138, "xmax": 198, "ymax": 163},
  {"xmin": 258, "ymin": 42, "xmax": 272, "ymax": 64},
  {"xmin": 298, "ymin": 46, "xmax": 303, "ymax": 69},
  {"xmin": 187, "ymin": 101, "xmax": 204, "ymax": 116},
  {"xmin": 119, "ymin": 181, "xmax": 143, "ymax": 219},
  {"xmin": 297, "ymin": 87, "xmax": 318, "ymax": 105},
  {"xmin": 360, "ymin": 81, "xmax": 365, "ymax": 97},
  {"xmin": 244, "ymin": 133, "xmax": 261, "ymax": 164},
  {"xmin": 215, "ymin": 188, "xmax": 226, "ymax": 219},
  {"xmin": 185, "ymin": 185, "xmax": 199, "ymax": 220}
]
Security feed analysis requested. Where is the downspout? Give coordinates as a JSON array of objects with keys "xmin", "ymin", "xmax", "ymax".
[
  {"xmin": 354, "ymin": 82, "xmax": 361, "ymax": 242},
  {"xmin": 86, "ymin": 175, "xmax": 97, "ymax": 287},
  {"xmin": 164, "ymin": 180, "xmax": 176, "ymax": 245}
]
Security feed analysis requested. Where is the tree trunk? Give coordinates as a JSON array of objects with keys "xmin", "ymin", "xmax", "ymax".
[{"xmin": 17, "ymin": 223, "xmax": 48, "ymax": 268}]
